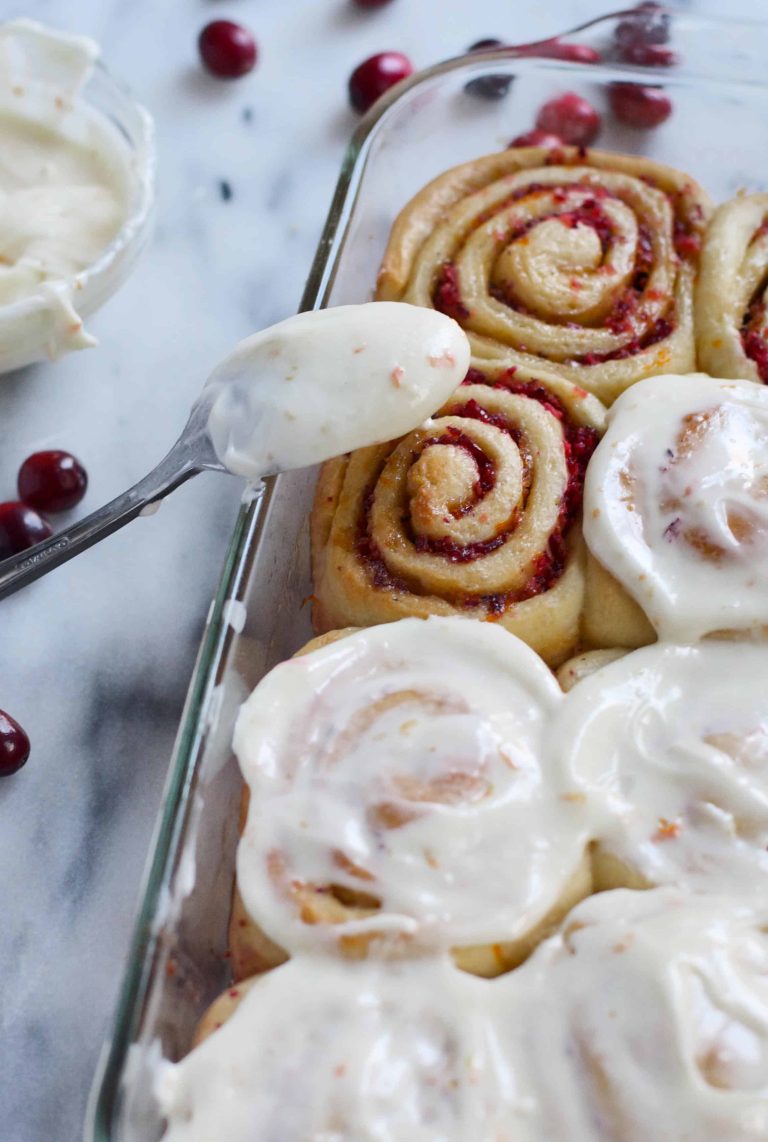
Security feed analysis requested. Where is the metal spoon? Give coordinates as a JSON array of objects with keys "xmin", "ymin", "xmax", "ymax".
[{"xmin": 0, "ymin": 304, "xmax": 469, "ymax": 601}]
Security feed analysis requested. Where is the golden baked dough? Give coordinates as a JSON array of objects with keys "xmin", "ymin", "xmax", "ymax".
[
  {"xmin": 377, "ymin": 146, "xmax": 710, "ymax": 405},
  {"xmin": 312, "ymin": 365, "xmax": 611, "ymax": 668},
  {"xmin": 696, "ymin": 192, "xmax": 768, "ymax": 382}
]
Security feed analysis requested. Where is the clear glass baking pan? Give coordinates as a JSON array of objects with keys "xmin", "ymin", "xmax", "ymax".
[{"xmin": 86, "ymin": 9, "xmax": 768, "ymax": 1139}]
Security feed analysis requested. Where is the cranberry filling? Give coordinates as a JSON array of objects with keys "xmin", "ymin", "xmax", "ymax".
[
  {"xmin": 741, "ymin": 299, "xmax": 768, "ymax": 383},
  {"xmin": 434, "ymin": 263, "xmax": 470, "ymax": 321}
]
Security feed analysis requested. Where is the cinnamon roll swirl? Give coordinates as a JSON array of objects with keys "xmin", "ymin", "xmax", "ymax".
[
  {"xmin": 312, "ymin": 364, "xmax": 609, "ymax": 668},
  {"xmin": 696, "ymin": 192, "xmax": 768, "ymax": 383},
  {"xmin": 553, "ymin": 641, "xmax": 768, "ymax": 897},
  {"xmin": 377, "ymin": 147, "xmax": 709, "ymax": 405},
  {"xmin": 504, "ymin": 888, "xmax": 768, "ymax": 1141},
  {"xmin": 584, "ymin": 373, "xmax": 768, "ymax": 642},
  {"xmin": 232, "ymin": 618, "xmax": 593, "ymax": 977}
]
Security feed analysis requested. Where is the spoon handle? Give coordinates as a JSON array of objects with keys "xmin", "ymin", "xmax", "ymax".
[{"xmin": 0, "ymin": 442, "xmax": 202, "ymax": 602}]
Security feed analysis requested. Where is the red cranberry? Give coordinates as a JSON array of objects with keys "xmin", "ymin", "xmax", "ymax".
[
  {"xmin": 0, "ymin": 502, "xmax": 52, "ymax": 560},
  {"xmin": 198, "ymin": 20, "xmax": 257, "ymax": 79},
  {"xmin": 465, "ymin": 38, "xmax": 512, "ymax": 100},
  {"xmin": 619, "ymin": 43, "xmax": 677, "ymax": 67},
  {"xmin": 509, "ymin": 129, "xmax": 564, "ymax": 148},
  {"xmin": 348, "ymin": 51, "xmax": 413, "ymax": 113},
  {"xmin": 0, "ymin": 710, "xmax": 30, "ymax": 777},
  {"xmin": 535, "ymin": 92, "xmax": 601, "ymax": 147},
  {"xmin": 516, "ymin": 39, "xmax": 601, "ymax": 64},
  {"xmin": 609, "ymin": 83, "xmax": 672, "ymax": 128},
  {"xmin": 18, "ymin": 450, "xmax": 88, "ymax": 514},
  {"xmin": 615, "ymin": 2, "xmax": 670, "ymax": 49}
]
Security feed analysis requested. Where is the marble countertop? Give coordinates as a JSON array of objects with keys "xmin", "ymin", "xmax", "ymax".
[{"xmin": 0, "ymin": 1, "xmax": 761, "ymax": 1139}]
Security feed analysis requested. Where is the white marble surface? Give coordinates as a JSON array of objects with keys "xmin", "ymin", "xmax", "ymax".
[{"xmin": 0, "ymin": 1, "xmax": 763, "ymax": 1140}]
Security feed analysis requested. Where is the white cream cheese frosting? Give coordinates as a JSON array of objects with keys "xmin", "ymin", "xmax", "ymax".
[
  {"xmin": 232, "ymin": 616, "xmax": 590, "ymax": 956},
  {"xmin": 552, "ymin": 641, "xmax": 768, "ymax": 897},
  {"xmin": 205, "ymin": 303, "xmax": 471, "ymax": 477},
  {"xmin": 0, "ymin": 20, "xmax": 146, "ymax": 368},
  {"xmin": 156, "ymin": 954, "xmax": 517, "ymax": 1142},
  {"xmin": 157, "ymin": 890, "xmax": 768, "ymax": 1141},
  {"xmin": 583, "ymin": 373, "xmax": 768, "ymax": 642},
  {"xmin": 503, "ymin": 888, "xmax": 768, "ymax": 1141}
]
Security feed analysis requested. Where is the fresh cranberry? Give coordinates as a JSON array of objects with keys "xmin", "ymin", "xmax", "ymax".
[
  {"xmin": 615, "ymin": 2, "xmax": 670, "ymax": 49},
  {"xmin": 620, "ymin": 44, "xmax": 677, "ymax": 67},
  {"xmin": 198, "ymin": 20, "xmax": 257, "ymax": 79},
  {"xmin": 535, "ymin": 92, "xmax": 601, "ymax": 147},
  {"xmin": 0, "ymin": 502, "xmax": 52, "ymax": 559},
  {"xmin": 348, "ymin": 51, "xmax": 413, "ymax": 113},
  {"xmin": 18, "ymin": 451, "xmax": 88, "ymax": 514},
  {"xmin": 0, "ymin": 710, "xmax": 30, "ymax": 777},
  {"xmin": 465, "ymin": 38, "xmax": 512, "ymax": 100},
  {"xmin": 516, "ymin": 39, "xmax": 601, "ymax": 64},
  {"xmin": 609, "ymin": 83, "xmax": 672, "ymax": 128},
  {"xmin": 509, "ymin": 129, "xmax": 564, "ymax": 148}
]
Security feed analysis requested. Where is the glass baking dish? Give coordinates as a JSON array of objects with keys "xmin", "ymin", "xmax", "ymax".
[{"xmin": 86, "ymin": 10, "xmax": 768, "ymax": 1139}]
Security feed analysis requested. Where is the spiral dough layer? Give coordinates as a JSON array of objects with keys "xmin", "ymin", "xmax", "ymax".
[
  {"xmin": 377, "ymin": 147, "xmax": 710, "ymax": 405},
  {"xmin": 696, "ymin": 192, "xmax": 768, "ymax": 383},
  {"xmin": 312, "ymin": 364, "xmax": 612, "ymax": 667}
]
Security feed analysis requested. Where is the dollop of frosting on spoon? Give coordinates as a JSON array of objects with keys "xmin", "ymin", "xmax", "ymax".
[{"xmin": 205, "ymin": 302, "xmax": 471, "ymax": 478}]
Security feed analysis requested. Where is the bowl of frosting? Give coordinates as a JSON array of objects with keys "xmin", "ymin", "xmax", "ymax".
[{"xmin": 0, "ymin": 19, "xmax": 155, "ymax": 374}]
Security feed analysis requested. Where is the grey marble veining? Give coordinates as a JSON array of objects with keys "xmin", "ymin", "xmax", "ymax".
[{"xmin": 0, "ymin": 1, "xmax": 763, "ymax": 1140}]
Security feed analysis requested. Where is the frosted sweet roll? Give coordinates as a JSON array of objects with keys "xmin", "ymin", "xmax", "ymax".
[
  {"xmin": 551, "ymin": 642, "xmax": 768, "ymax": 896},
  {"xmin": 584, "ymin": 374, "xmax": 768, "ymax": 642},
  {"xmin": 232, "ymin": 617, "xmax": 593, "ymax": 976},
  {"xmin": 503, "ymin": 888, "xmax": 768, "ymax": 1140}
]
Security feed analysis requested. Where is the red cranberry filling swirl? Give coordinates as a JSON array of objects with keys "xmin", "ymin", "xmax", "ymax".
[{"xmin": 377, "ymin": 147, "xmax": 710, "ymax": 405}]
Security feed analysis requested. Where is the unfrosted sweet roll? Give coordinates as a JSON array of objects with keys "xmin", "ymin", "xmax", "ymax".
[
  {"xmin": 158, "ymin": 955, "xmax": 512, "ymax": 1141},
  {"xmin": 696, "ymin": 192, "xmax": 768, "ymax": 382},
  {"xmin": 313, "ymin": 364, "xmax": 615, "ymax": 668},
  {"xmin": 552, "ymin": 641, "xmax": 768, "ymax": 896},
  {"xmin": 584, "ymin": 373, "xmax": 768, "ymax": 642},
  {"xmin": 232, "ymin": 617, "xmax": 593, "ymax": 977},
  {"xmin": 502, "ymin": 888, "xmax": 768, "ymax": 1141},
  {"xmin": 377, "ymin": 146, "xmax": 709, "ymax": 405}
]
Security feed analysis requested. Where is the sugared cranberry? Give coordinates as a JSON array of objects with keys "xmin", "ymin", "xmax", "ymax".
[
  {"xmin": 348, "ymin": 51, "xmax": 413, "ymax": 113},
  {"xmin": 198, "ymin": 20, "xmax": 257, "ymax": 79},
  {"xmin": 516, "ymin": 39, "xmax": 602, "ymax": 64},
  {"xmin": 615, "ymin": 2, "xmax": 670, "ymax": 49},
  {"xmin": 0, "ymin": 710, "xmax": 30, "ymax": 777},
  {"xmin": 509, "ymin": 129, "xmax": 564, "ymax": 148},
  {"xmin": 609, "ymin": 83, "xmax": 672, "ymax": 128},
  {"xmin": 535, "ymin": 92, "xmax": 601, "ymax": 147},
  {"xmin": 465, "ymin": 38, "xmax": 512, "ymax": 100},
  {"xmin": 18, "ymin": 450, "xmax": 88, "ymax": 514},
  {"xmin": 0, "ymin": 502, "xmax": 52, "ymax": 560}
]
